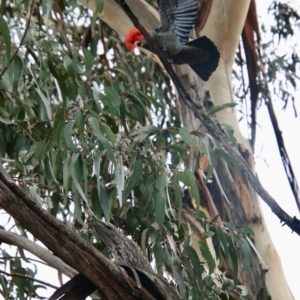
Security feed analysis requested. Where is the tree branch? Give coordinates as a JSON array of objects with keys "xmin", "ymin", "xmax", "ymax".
[
  {"xmin": 0, "ymin": 229, "xmax": 77, "ymax": 278},
  {"xmin": 261, "ymin": 69, "xmax": 300, "ymax": 212},
  {"xmin": 114, "ymin": 0, "xmax": 300, "ymax": 236}
]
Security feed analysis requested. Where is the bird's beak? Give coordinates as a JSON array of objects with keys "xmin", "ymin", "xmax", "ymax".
[{"xmin": 134, "ymin": 41, "xmax": 142, "ymax": 47}]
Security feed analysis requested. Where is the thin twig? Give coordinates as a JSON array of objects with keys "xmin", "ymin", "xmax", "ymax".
[
  {"xmin": 0, "ymin": 270, "xmax": 58, "ymax": 289},
  {"xmin": 0, "ymin": 1, "xmax": 35, "ymax": 78},
  {"xmin": 258, "ymin": 60, "xmax": 300, "ymax": 212},
  {"xmin": 0, "ymin": 256, "xmax": 48, "ymax": 266}
]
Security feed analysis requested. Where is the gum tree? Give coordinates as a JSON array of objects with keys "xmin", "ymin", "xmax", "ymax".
[{"xmin": 0, "ymin": 0, "xmax": 299, "ymax": 299}]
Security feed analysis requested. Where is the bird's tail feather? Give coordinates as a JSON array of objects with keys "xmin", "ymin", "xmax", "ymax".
[{"xmin": 186, "ymin": 36, "xmax": 220, "ymax": 81}]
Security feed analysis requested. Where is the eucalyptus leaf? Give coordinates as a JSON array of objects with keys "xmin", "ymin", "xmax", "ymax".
[
  {"xmin": 172, "ymin": 257, "xmax": 186, "ymax": 300},
  {"xmin": 69, "ymin": 161, "xmax": 89, "ymax": 206},
  {"xmin": 123, "ymin": 161, "xmax": 143, "ymax": 199},
  {"xmin": 183, "ymin": 245, "xmax": 202, "ymax": 281},
  {"xmin": 0, "ymin": 117, "xmax": 13, "ymax": 124},
  {"xmin": 35, "ymin": 88, "xmax": 52, "ymax": 120},
  {"xmin": 138, "ymin": 125, "xmax": 159, "ymax": 134},
  {"xmin": 101, "ymin": 86, "xmax": 121, "ymax": 116},
  {"xmin": 0, "ymin": 15, "xmax": 11, "ymax": 63},
  {"xmin": 240, "ymin": 225, "xmax": 255, "ymax": 236},
  {"xmin": 226, "ymin": 235, "xmax": 238, "ymax": 286},
  {"xmin": 100, "ymin": 123, "xmax": 117, "ymax": 144},
  {"xmin": 153, "ymin": 242, "xmax": 164, "ymax": 276},
  {"xmin": 88, "ymin": 117, "xmax": 114, "ymax": 161},
  {"xmin": 215, "ymin": 226, "xmax": 229, "ymax": 258},
  {"xmin": 73, "ymin": 189, "xmax": 84, "ymax": 225},
  {"xmin": 154, "ymin": 189, "xmax": 166, "ymax": 229},
  {"xmin": 155, "ymin": 173, "xmax": 167, "ymax": 190},
  {"xmin": 179, "ymin": 127, "xmax": 197, "ymax": 147},
  {"xmin": 172, "ymin": 176, "xmax": 182, "ymax": 221},
  {"xmin": 64, "ymin": 121, "xmax": 79, "ymax": 153},
  {"xmin": 95, "ymin": 0, "xmax": 104, "ymax": 13},
  {"xmin": 13, "ymin": 56, "xmax": 23, "ymax": 91},
  {"xmin": 63, "ymin": 157, "xmax": 71, "ymax": 201},
  {"xmin": 95, "ymin": 152, "xmax": 110, "ymax": 221},
  {"xmin": 82, "ymin": 48, "xmax": 93, "ymax": 77},
  {"xmin": 63, "ymin": 56, "xmax": 74, "ymax": 77},
  {"xmin": 199, "ymin": 241, "xmax": 215, "ymax": 275},
  {"xmin": 114, "ymin": 154, "xmax": 124, "ymax": 207},
  {"xmin": 178, "ymin": 169, "xmax": 200, "ymax": 208},
  {"xmin": 91, "ymin": 187, "xmax": 102, "ymax": 218},
  {"xmin": 207, "ymin": 102, "xmax": 237, "ymax": 116},
  {"xmin": 237, "ymin": 236, "xmax": 251, "ymax": 271}
]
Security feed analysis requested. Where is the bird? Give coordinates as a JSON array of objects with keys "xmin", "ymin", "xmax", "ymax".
[
  {"xmin": 93, "ymin": 221, "xmax": 154, "ymax": 274},
  {"xmin": 124, "ymin": 0, "xmax": 220, "ymax": 81}
]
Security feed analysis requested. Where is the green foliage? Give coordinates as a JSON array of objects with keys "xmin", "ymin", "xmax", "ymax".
[
  {"xmin": 207, "ymin": 103, "xmax": 238, "ymax": 116},
  {"xmin": 269, "ymin": 2, "xmax": 300, "ymax": 40},
  {"xmin": 0, "ymin": 1, "xmax": 261, "ymax": 299}
]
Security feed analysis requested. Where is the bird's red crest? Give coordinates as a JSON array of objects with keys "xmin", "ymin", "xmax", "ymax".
[{"xmin": 124, "ymin": 28, "xmax": 145, "ymax": 51}]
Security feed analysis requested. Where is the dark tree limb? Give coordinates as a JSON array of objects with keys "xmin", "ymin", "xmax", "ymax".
[
  {"xmin": 49, "ymin": 274, "xmax": 97, "ymax": 300},
  {"xmin": 241, "ymin": 0, "xmax": 260, "ymax": 149},
  {"xmin": 264, "ymin": 83, "xmax": 300, "ymax": 212},
  {"xmin": 114, "ymin": 0, "xmax": 300, "ymax": 236}
]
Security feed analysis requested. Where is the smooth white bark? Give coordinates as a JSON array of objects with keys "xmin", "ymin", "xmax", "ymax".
[
  {"xmin": 203, "ymin": 2, "xmax": 293, "ymax": 298},
  {"xmin": 202, "ymin": 0, "xmax": 251, "ymax": 148}
]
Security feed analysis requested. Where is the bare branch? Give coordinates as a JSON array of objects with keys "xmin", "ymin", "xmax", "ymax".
[
  {"xmin": 0, "ymin": 229, "xmax": 77, "ymax": 278},
  {"xmin": 260, "ymin": 65, "xmax": 300, "ymax": 212}
]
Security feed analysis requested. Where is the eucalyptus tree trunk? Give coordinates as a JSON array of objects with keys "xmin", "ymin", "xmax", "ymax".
[
  {"xmin": 83, "ymin": 0, "xmax": 294, "ymax": 298},
  {"xmin": 197, "ymin": 2, "xmax": 293, "ymax": 299}
]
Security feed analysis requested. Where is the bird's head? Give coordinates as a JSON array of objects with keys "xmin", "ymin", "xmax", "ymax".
[{"xmin": 124, "ymin": 28, "xmax": 147, "ymax": 51}]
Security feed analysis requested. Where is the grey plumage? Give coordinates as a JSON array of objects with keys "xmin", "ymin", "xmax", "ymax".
[
  {"xmin": 93, "ymin": 221, "xmax": 154, "ymax": 274},
  {"xmin": 141, "ymin": 0, "xmax": 220, "ymax": 81},
  {"xmin": 157, "ymin": 0, "xmax": 198, "ymax": 44}
]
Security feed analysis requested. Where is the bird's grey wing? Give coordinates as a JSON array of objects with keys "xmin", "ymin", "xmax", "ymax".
[{"xmin": 159, "ymin": 0, "xmax": 198, "ymax": 44}]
